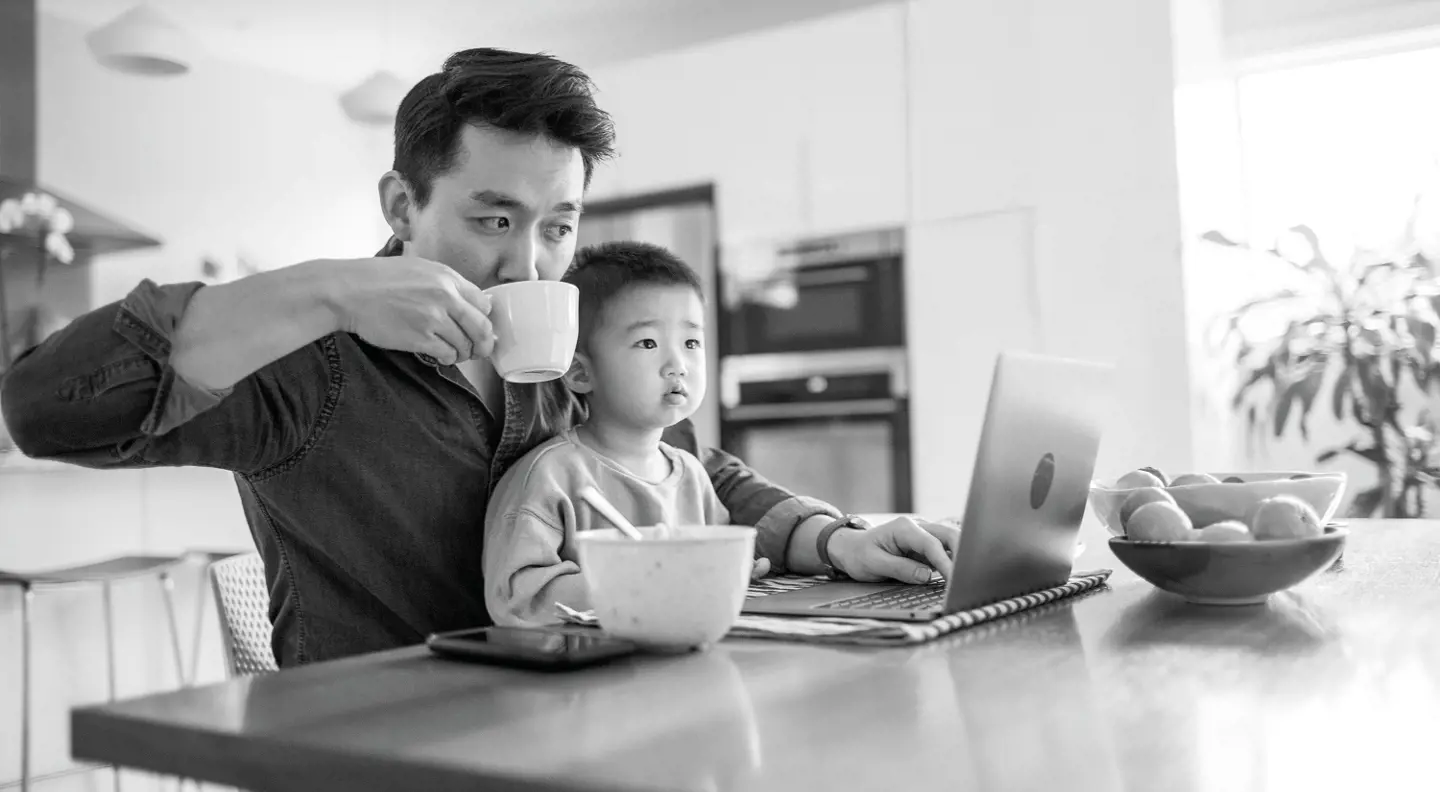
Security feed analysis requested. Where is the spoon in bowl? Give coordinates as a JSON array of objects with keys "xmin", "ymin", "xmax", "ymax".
[{"xmin": 578, "ymin": 486, "xmax": 646, "ymax": 541}]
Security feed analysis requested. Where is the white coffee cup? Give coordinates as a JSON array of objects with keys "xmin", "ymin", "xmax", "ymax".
[{"xmin": 485, "ymin": 280, "xmax": 579, "ymax": 383}]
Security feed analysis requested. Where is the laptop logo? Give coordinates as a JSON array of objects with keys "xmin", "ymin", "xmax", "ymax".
[{"xmin": 1030, "ymin": 453, "xmax": 1056, "ymax": 509}]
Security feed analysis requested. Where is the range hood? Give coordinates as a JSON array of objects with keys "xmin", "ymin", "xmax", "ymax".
[{"xmin": 0, "ymin": 0, "xmax": 161, "ymax": 255}]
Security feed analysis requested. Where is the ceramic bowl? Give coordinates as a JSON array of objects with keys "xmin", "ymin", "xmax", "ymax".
[
  {"xmin": 575, "ymin": 525, "xmax": 755, "ymax": 653},
  {"xmin": 1088, "ymin": 471, "xmax": 1347, "ymax": 536},
  {"xmin": 1108, "ymin": 525, "xmax": 1348, "ymax": 605}
]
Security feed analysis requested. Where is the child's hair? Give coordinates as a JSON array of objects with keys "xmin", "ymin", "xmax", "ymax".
[{"xmin": 528, "ymin": 240, "xmax": 704, "ymax": 436}]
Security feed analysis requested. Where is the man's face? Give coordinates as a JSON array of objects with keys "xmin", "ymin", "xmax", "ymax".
[{"xmin": 399, "ymin": 124, "xmax": 585, "ymax": 288}]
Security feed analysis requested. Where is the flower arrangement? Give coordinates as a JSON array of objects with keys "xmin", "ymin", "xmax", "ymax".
[{"xmin": 0, "ymin": 190, "xmax": 76, "ymax": 369}]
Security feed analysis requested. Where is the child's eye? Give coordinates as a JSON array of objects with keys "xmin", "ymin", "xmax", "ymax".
[
  {"xmin": 635, "ymin": 339, "xmax": 657, "ymax": 349},
  {"xmin": 686, "ymin": 339, "xmax": 703, "ymax": 349}
]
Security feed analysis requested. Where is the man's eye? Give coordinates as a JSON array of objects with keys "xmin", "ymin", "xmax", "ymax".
[
  {"xmin": 475, "ymin": 217, "xmax": 509, "ymax": 232},
  {"xmin": 635, "ymin": 339, "xmax": 657, "ymax": 349},
  {"xmin": 548, "ymin": 223, "xmax": 574, "ymax": 239}
]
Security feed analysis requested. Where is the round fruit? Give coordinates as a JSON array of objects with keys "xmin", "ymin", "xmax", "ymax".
[
  {"xmin": 1169, "ymin": 472, "xmax": 1222, "ymax": 486},
  {"xmin": 1116, "ymin": 469, "xmax": 1166, "ymax": 489},
  {"xmin": 1198, "ymin": 520, "xmax": 1253, "ymax": 544},
  {"xmin": 1222, "ymin": 476, "xmax": 1246, "ymax": 484},
  {"xmin": 1118, "ymin": 487, "xmax": 1176, "ymax": 526},
  {"xmin": 1139, "ymin": 466, "xmax": 1169, "ymax": 486},
  {"xmin": 1126, "ymin": 501, "xmax": 1195, "ymax": 542},
  {"xmin": 1248, "ymin": 495, "xmax": 1322, "ymax": 540}
]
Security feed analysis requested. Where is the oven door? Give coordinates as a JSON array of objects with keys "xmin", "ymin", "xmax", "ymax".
[
  {"xmin": 720, "ymin": 228, "xmax": 905, "ymax": 357},
  {"xmin": 720, "ymin": 398, "xmax": 912, "ymax": 514}
]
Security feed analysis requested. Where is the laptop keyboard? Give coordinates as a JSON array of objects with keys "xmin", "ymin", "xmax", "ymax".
[{"xmin": 816, "ymin": 581, "xmax": 948, "ymax": 611}]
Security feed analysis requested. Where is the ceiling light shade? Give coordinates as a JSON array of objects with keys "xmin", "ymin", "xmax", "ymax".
[
  {"xmin": 86, "ymin": 4, "xmax": 199, "ymax": 77},
  {"xmin": 340, "ymin": 71, "xmax": 410, "ymax": 126}
]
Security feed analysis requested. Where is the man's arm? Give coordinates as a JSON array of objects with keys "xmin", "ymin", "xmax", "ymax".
[
  {"xmin": 1, "ymin": 276, "xmax": 340, "ymax": 471},
  {"xmin": 664, "ymin": 421, "xmax": 958, "ymax": 582},
  {"xmin": 2, "ymin": 255, "xmax": 492, "ymax": 469}
]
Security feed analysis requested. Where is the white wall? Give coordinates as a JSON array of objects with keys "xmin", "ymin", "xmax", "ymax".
[
  {"xmin": 589, "ymin": 0, "xmax": 1195, "ymax": 539},
  {"xmin": 1223, "ymin": 0, "xmax": 1440, "ymax": 60},
  {"xmin": 0, "ymin": 13, "xmax": 389, "ymax": 789}
]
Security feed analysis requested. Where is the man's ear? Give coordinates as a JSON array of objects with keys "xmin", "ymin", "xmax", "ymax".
[
  {"xmin": 563, "ymin": 353, "xmax": 593, "ymax": 394},
  {"xmin": 378, "ymin": 171, "xmax": 416, "ymax": 242}
]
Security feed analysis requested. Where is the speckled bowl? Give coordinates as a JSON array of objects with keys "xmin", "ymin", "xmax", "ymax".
[
  {"xmin": 575, "ymin": 525, "xmax": 755, "ymax": 653},
  {"xmin": 1088, "ymin": 471, "xmax": 1347, "ymax": 536}
]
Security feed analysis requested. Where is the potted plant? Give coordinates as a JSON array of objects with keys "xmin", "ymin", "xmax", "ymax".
[{"xmin": 1209, "ymin": 220, "xmax": 1439, "ymax": 518}]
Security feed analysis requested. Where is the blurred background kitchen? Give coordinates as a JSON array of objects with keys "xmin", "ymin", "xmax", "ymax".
[{"xmin": 2, "ymin": 0, "xmax": 1439, "ymax": 788}]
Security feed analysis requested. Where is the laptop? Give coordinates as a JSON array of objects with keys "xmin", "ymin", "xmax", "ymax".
[{"xmin": 742, "ymin": 350, "xmax": 1114, "ymax": 622}]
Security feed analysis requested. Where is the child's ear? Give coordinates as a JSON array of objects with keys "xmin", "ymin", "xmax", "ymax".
[{"xmin": 562, "ymin": 354, "xmax": 593, "ymax": 394}]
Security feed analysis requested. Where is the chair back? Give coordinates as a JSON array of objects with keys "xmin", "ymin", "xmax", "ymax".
[{"xmin": 209, "ymin": 552, "xmax": 279, "ymax": 676}]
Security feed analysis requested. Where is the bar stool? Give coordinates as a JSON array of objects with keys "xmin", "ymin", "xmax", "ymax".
[
  {"xmin": 1, "ymin": 554, "xmax": 188, "ymax": 792},
  {"xmin": 180, "ymin": 548, "xmax": 250, "ymax": 685}
]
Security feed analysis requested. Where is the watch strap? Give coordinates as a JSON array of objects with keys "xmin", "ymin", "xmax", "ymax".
[{"xmin": 817, "ymin": 514, "xmax": 870, "ymax": 579}]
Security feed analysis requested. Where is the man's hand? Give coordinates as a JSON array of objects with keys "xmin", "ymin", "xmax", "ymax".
[
  {"xmin": 323, "ymin": 257, "xmax": 495, "ymax": 366},
  {"xmin": 827, "ymin": 516, "xmax": 960, "ymax": 584}
]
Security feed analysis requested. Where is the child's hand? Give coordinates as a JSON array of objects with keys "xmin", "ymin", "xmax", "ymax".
[{"xmin": 750, "ymin": 557, "xmax": 771, "ymax": 581}]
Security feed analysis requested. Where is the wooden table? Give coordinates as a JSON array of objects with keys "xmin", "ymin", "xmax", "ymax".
[{"xmin": 72, "ymin": 519, "xmax": 1440, "ymax": 792}]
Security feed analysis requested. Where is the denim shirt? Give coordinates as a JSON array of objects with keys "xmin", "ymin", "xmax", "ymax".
[{"xmin": 0, "ymin": 257, "xmax": 839, "ymax": 667}]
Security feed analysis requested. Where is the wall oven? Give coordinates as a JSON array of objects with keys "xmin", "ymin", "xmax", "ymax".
[
  {"xmin": 719, "ymin": 227, "xmax": 904, "ymax": 356},
  {"xmin": 719, "ymin": 348, "xmax": 911, "ymax": 514}
]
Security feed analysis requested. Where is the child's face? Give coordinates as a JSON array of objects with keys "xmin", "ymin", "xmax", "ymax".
[{"xmin": 578, "ymin": 284, "xmax": 707, "ymax": 433}]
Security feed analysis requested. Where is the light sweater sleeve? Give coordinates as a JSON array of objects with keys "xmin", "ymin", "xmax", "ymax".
[{"xmin": 482, "ymin": 445, "xmax": 592, "ymax": 627}]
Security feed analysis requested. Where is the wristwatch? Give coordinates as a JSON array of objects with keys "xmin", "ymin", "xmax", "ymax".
[{"xmin": 816, "ymin": 514, "xmax": 871, "ymax": 580}]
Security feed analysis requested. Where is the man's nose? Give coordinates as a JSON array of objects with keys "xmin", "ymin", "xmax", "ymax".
[{"xmin": 496, "ymin": 231, "xmax": 540, "ymax": 283}]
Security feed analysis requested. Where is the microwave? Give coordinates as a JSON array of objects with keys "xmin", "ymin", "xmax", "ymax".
[{"xmin": 718, "ymin": 228, "xmax": 905, "ymax": 356}]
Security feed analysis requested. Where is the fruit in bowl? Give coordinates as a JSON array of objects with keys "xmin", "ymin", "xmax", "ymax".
[
  {"xmin": 1088, "ymin": 468, "xmax": 1346, "ymax": 538},
  {"xmin": 1092, "ymin": 467, "xmax": 1349, "ymax": 604}
]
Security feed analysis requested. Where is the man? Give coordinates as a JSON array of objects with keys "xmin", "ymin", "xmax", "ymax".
[{"xmin": 0, "ymin": 48, "xmax": 956, "ymax": 666}]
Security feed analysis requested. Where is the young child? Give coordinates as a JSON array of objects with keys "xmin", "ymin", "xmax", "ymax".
[{"xmin": 482, "ymin": 241, "xmax": 730, "ymax": 627}]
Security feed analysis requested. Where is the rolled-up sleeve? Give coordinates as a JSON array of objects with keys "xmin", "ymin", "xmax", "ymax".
[
  {"xmin": 111, "ymin": 280, "xmax": 234, "ymax": 435},
  {"xmin": 1, "ymin": 278, "xmax": 332, "ymax": 473}
]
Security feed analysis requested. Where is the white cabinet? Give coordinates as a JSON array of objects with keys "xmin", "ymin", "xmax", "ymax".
[
  {"xmin": 590, "ymin": 4, "xmax": 909, "ymax": 245},
  {"xmin": 796, "ymin": 5, "xmax": 910, "ymax": 236},
  {"xmin": 905, "ymin": 209, "xmax": 1042, "ymax": 515},
  {"xmin": 906, "ymin": 0, "xmax": 1035, "ymax": 223}
]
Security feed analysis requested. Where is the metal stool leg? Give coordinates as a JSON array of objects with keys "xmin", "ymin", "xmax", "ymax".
[
  {"xmin": 187, "ymin": 563, "xmax": 213, "ymax": 687},
  {"xmin": 20, "ymin": 584, "xmax": 33, "ymax": 792},
  {"xmin": 102, "ymin": 581, "xmax": 121, "ymax": 792},
  {"xmin": 158, "ymin": 573, "xmax": 186, "ymax": 688},
  {"xmin": 158, "ymin": 572, "xmax": 196, "ymax": 792}
]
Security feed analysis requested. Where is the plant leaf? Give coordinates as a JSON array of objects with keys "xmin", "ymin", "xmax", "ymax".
[
  {"xmin": 1349, "ymin": 486, "xmax": 1386, "ymax": 518},
  {"xmin": 1294, "ymin": 365, "xmax": 1325, "ymax": 440},
  {"xmin": 1274, "ymin": 383, "xmax": 1296, "ymax": 438},
  {"xmin": 1316, "ymin": 447, "xmax": 1343, "ymax": 463},
  {"xmin": 1201, "ymin": 230, "xmax": 1241, "ymax": 247},
  {"xmin": 1344, "ymin": 443, "xmax": 1387, "ymax": 465},
  {"xmin": 1331, "ymin": 365, "xmax": 1352, "ymax": 420},
  {"xmin": 1410, "ymin": 317, "xmax": 1438, "ymax": 359},
  {"xmin": 1232, "ymin": 362, "xmax": 1274, "ymax": 409},
  {"xmin": 1286, "ymin": 225, "xmax": 1334, "ymax": 274}
]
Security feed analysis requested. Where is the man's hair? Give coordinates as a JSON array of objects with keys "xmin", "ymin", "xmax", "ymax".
[
  {"xmin": 393, "ymin": 48, "xmax": 616, "ymax": 206},
  {"xmin": 526, "ymin": 241, "xmax": 703, "ymax": 436},
  {"xmin": 564, "ymin": 240, "xmax": 704, "ymax": 349}
]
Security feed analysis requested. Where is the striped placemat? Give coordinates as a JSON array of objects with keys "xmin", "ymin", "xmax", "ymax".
[{"xmin": 555, "ymin": 569, "xmax": 1112, "ymax": 647}]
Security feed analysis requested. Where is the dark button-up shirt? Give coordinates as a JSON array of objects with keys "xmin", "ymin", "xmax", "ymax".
[{"xmin": 0, "ymin": 255, "xmax": 837, "ymax": 666}]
